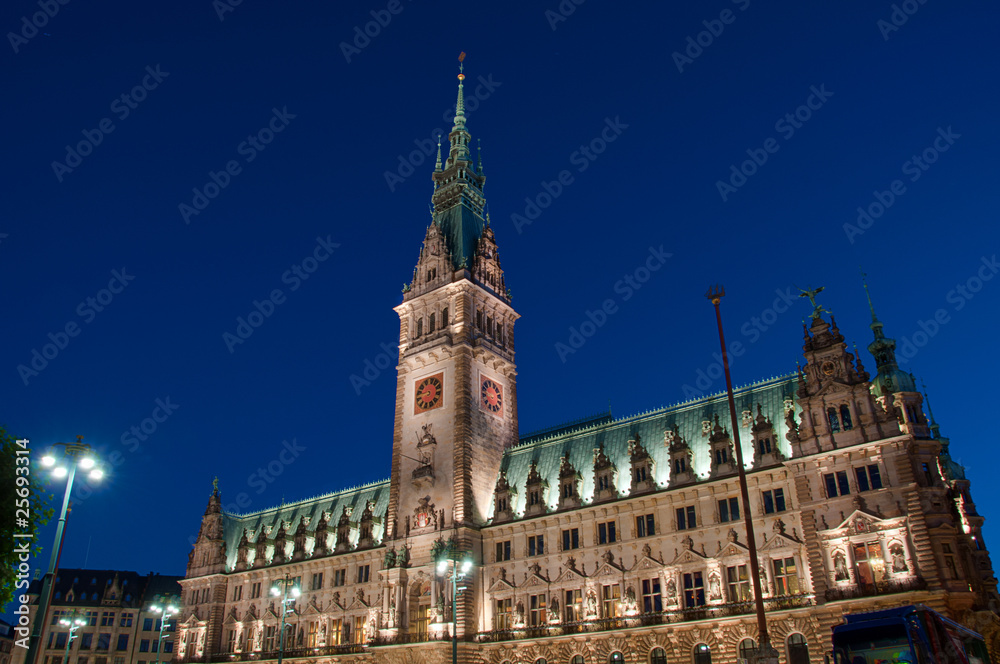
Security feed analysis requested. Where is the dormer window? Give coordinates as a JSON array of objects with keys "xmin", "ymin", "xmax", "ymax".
[
  {"xmin": 758, "ymin": 437, "xmax": 772, "ymax": 455},
  {"xmin": 674, "ymin": 457, "xmax": 686, "ymax": 474},
  {"xmin": 714, "ymin": 448, "xmax": 728, "ymax": 465}
]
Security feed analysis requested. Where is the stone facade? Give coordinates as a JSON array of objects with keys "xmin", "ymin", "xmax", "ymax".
[
  {"xmin": 175, "ymin": 70, "xmax": 1000, "ymax": 664},
  {"xmin": 13, "ymin": 570, "xmax": 183, "ymax": 664}
]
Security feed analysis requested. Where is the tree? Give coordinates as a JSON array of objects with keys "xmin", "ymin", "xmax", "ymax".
[{"xmin": 1, "ymin": 426, "xmax": 53, "ymax": 610}]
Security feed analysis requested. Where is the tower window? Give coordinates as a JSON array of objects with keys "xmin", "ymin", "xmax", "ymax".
[
  {"xmin": 827, "ymin": 408, "xmax": 841, "ymax": 433},
  {"xmin": 429, "ymin": 313, "xmax": 435, "ymax": 333},
  {"xmin": 840, "ymin": 405, "xmax": 853, "ymax": 430},
  {"xmin": 415, "ymin": 318, "xmax": 423, "ymax": 337},
  {"xmin": 487, "ymin": 316, "xmax": 494, "ymax": 337},
  {"xmin": 441, "ymin": 307, "xmax": 448, "ymax": 325}
]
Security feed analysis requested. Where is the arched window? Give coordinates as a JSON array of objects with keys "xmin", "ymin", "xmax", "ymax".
[
  {"xmin": 739, "ymin": 638, "xmax": 757, "ymax": 662},
  {"xmin": 609, "ymin": 653, "xmax": 625, "ymax": 664},
  {"xmin": 693, "ymin": 644, "xmax": 712, "ymax": 664},
  {"xmin": 650, "ymin": 648, "xmax": 668, "ymax": 664},
  {"xmin": 827, "ymin": 407, "xmax": 840, "ymax": 432},
  {"xmin": 415, "ymin": 318, "xmax": 423, "ymax": 337},
  {"xmin": 787, "ymin": 634, "xmax": 809, "ymax": 664},
  {"xmin": 428, "ymin": 313, "xmax": 436, "ymax": 333},
  {"xmin": 442, "ymin": 307, "xmax": 448, "ymax": 326},
  {"xmin": 840, "ymin": 405, "xmax": 853, "ymax": 430},
  {"xmin": 534, "ymin": 659, "xmax": 547, "ymax": 664},
  {"xmin": 570, "ymin": 657, "xmax": 585, "ymax": 664}
]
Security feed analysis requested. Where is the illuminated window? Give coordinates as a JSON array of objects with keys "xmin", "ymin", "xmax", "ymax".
[
  {"xmin": 651, "ymin": 648, "xmax": 668, "ymax": 664},
  {"xmin": 494, "ymin": 598, "xmax": 512, "ymax": 630},
  {"xmin": 564, "ymin": 589, "xmax": 583, "ymax": 622},
  {"xmin": 683, "ymin": 573, "xmax": 705, "ymax": 608},
  {"xmin": 601, "ymin": 584, "xmax": 620, "ymax": 618},
  {"xmin": 693, "ymin": 644, "xmax": 712, "ymax": 664},
  {"xmin": 773, "ymin": 557, "xmax": 800, "ymax": 595},
  {"xmin": 727, "ymin": 564, "xmax": 750, "ymax": 602}
]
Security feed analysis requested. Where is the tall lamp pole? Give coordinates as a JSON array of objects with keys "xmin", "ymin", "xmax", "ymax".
[
  {"xmin": 706, "ymin": 286, "xmax": 777, "ymax": 664},
  {"xmin": 149, "ymin": 598, "xmax": 179, "ymax": 664},
  {"xmin": 270, "ymin": 574, "xmax": 300, "ymax": 664},
  {"xmin": 24, "ymin": 437, "xmax": 105, "ymax": 664},
  {"xmin": 437, "ymin": 555, "xmax": 472, "ymax": 664},
  {"xmin": 58, "ymin": 610, "xmax": 87, "ymax": 664}
]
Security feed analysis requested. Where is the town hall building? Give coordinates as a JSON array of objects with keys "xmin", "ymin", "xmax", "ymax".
[{"xmin": 175, "ymin": 68, "xmax": 1000, "ymax": 664}]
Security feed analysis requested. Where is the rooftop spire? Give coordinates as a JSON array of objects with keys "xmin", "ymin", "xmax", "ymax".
[
  {"xmin": 452, "ymin": 52, "xmax": 467, "ymax": 133},
  {"xmin": 861, "ymin": 267, "xmax": 881, "ymax": 328},
  {"xmin": 922, "ymin": 378, "xmax": 941, "ymax": 438},
  {"xmin": 434, "ymin": 135, "xmax": 442, "ymax": 171}
]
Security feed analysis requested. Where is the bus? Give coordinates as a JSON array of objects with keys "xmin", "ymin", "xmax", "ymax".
[{"xmin": 832, "ymin": 605, "xmax": 991, "ymax": 664}]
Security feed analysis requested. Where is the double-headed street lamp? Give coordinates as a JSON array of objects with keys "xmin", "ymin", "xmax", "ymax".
[
  {"xmin": 58, "ymin": 610, "xmax": 87, "ymax": 664},
  {"xmin": 25, "ymin": 437, "xmax": 105, "ymax": 664},
  {"xmin": 149, "ymin": 598, "xmax": 179, "ymax": 664},
  {"xmin": 270, "ymin": 574, "xmax": 300, "ymax": 664},
  {"xmin": 437, "ymin": 555, "xmax": 473, "ymax": 664}
]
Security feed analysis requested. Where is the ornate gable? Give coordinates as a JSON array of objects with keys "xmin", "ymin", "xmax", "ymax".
[
  {"xmin": 630, "ymin": 544, "xmax": 664, "ymax": 573},
  {"xmin": 592, "ymin": 550, "xmax": 624, "ymax": 578},
  {"xmin": 553, "ymin": 558, "xmax": 588, "ymax": 584}
]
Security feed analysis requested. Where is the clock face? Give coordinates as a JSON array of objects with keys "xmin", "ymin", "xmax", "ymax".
[
  {"xmin": 480, "ymin": 377, "xmax": 503, "ymax": 416},
  {"xmin": 414, "ymin": 373, "xmax": 444, "ymax": 414},
  {"xmin": 821, "ymin": 361, "xmax": 836, "ymax": 376}
]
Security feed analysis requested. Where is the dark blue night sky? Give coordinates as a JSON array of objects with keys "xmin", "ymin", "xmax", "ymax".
[{"xmin": 3, "ymin": 0, "xmax": 999, "ymax": 613}]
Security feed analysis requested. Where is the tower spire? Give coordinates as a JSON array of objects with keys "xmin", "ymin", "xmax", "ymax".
[
  {"xmin": 434, "ymin": 135, "xmax": 442, "ymax": 171},
  {"xmin": 452, "ymin": 52, "xmax": 467, "ymax": 134},
  {"xmin": 922, "ymin": 378, "xmax": 941, "ymax": 438},
  {"xmin": 862, "ymin": 275, "xmax": 916, "ymax": 396}
]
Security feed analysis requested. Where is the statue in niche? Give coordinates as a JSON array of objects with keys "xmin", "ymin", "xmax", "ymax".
[
  {"xmin": 585, "ymin": 591, "xmax": 598, "ymax": 619},
  {"xmin": 384, "ymin": 547, "xmax": 396, "ymax": 569},
  {"xmin": 708, "ymin": 574, "xmax": 722, "ymax": 600},
  {"xmin": 667, "ymin": 579, "xmax": 677, "ymax": 598},
  {"xmin": 549, "ymin": 595, "xmax": 559, "ymax": 616},
  {"xmin": 399, "ymin": 542, "xmax": 410, "ymax": 567},
  {"xmin": 623, "ymin": 585, "xmax": 637, "ymax": 613},
  {"xmin": 891, "ymin": 544, "xmax": 908, "ymax": 572},
  {"xmin": 514, "ymin": 601, "xmax": 525, "ymax": 627},
  {"xmin": 834, "ymin": 551, "xmax": 849, "ymax": 581}
]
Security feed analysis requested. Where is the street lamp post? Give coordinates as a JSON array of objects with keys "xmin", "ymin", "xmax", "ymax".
[
  {"xmin": 270, "ymin": 574, "xmax": 300, "ymax": 664},
  {"xmin": 436, "ymin": 556, "xmax": 472, "ymax": 664},
  {"xmin": 705, "ymin": 286, "xmax": 778, "ymax": 664},
  {"xmin": 24, "ymin": 437, "xmax": 105, "ymax": 664},
  {"xmin": 149, "ymin": 598, "xmax": 179, "ymax": 664},
  {"xmin": 58, "ymin": 611, "xmax": 87, "ymax": 664}
]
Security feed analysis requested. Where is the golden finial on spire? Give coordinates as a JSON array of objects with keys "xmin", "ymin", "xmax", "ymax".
[{"xmin": 458, "ymin": 51, "xmax": 466, "ymax": 80}]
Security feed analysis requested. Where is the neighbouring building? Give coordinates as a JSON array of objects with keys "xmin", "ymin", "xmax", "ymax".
[
  {"xmin": 176, "ymin": 68, "xmax": 1000, "ymax": 664},
  {"xmin": 13, "ymin": 570, "xmax": 183, "ymax": 664},
  {"xmin": 1, "ymin": 620, "xmax": 15, "ymax": 664}
]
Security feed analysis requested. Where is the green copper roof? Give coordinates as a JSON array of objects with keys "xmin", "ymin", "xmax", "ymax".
[
  {"xmin": 435, "ymin": 203, "xmax": 485, "ymax": 270},
  {"xmin": 220, "ymin": 479, "xmax": 389, "ymax": 571},
  {"xmin": 497, "ymin": 375, "xmax": 799, "ymax": 518}
]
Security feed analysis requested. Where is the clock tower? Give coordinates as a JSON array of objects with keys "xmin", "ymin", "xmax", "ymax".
[{"xmin": 386, "ymin": 66, "xmax": 519, "ymax": 544}]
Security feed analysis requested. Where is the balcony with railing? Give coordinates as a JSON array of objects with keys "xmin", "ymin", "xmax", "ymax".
[
  {"xmin": 473, "ymin": 594, "xmax": 815, "ymax": 644},
  {"xmin": 824, "ymin": 576, "xmax": 927, "ymax": 602}
]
